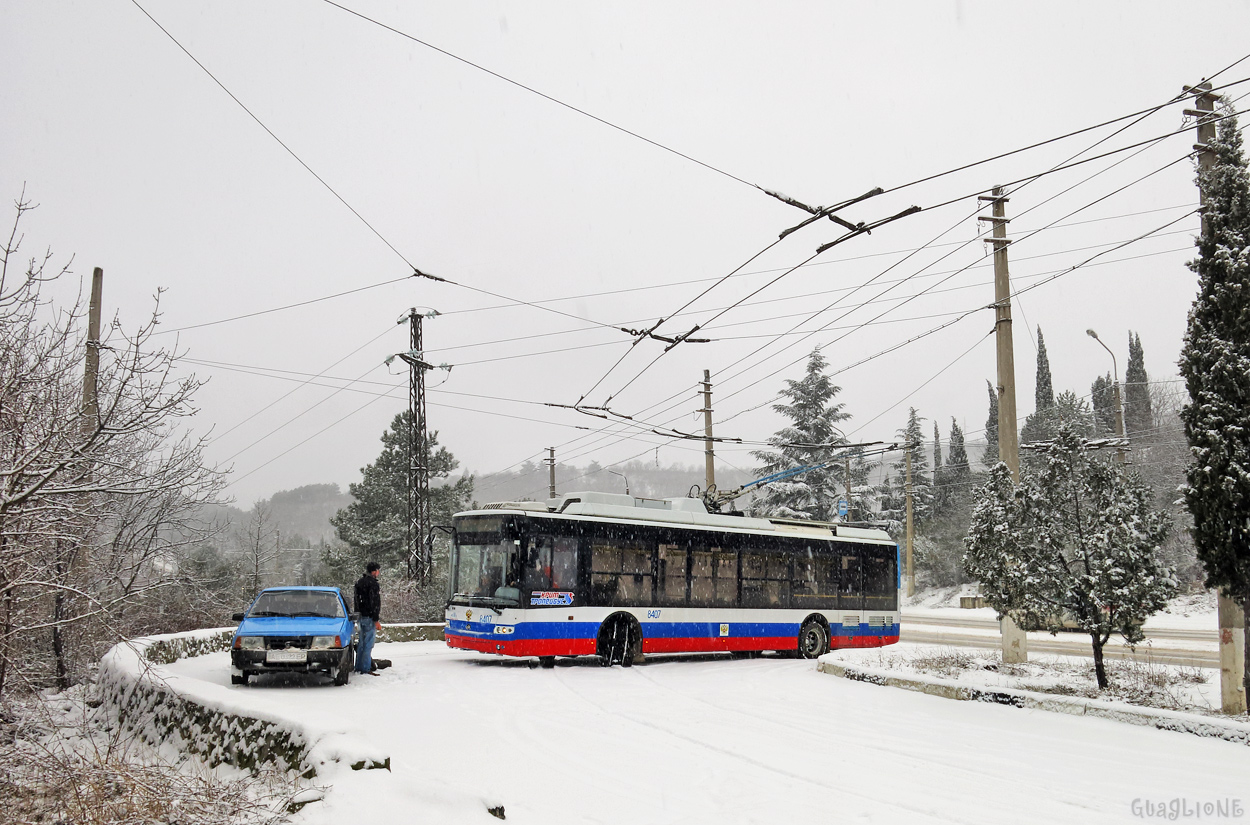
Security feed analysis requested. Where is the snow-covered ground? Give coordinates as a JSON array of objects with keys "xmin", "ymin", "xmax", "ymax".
[{"xmin": 163, "ymin": 641, "xmax": 1250, "ymax": 824}]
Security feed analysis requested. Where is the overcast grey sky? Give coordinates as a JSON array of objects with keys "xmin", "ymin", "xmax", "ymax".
[{"xmin": 3, "ymin": 1, "xmax": 1248, "ymax": 506}]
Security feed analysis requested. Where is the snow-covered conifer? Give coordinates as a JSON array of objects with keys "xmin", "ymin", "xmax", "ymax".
[
  {"xmin": 964, "ymin": 424, "xmax": 1175, "ymax": 688},
  {"xmin": 1179, "ymin": 112, "xmax": 1250, "ymax": 697},
  {"xmin": 1125, "ymin": 331, "xmax": 1153, "ymax": 438},
  {"xmin": 751, "ymin": 351, "xmax": 850, "ymax": 521}
]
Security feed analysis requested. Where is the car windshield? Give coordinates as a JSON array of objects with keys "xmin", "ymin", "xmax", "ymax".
[{"xmin": 248, "ymin": 590, "xmax": 344, "ymax": 618}]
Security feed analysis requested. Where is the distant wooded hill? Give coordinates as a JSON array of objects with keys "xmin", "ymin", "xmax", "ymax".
[
  {"xmin": 209, "ymin": 463, "xmax": 753, "ymax": 548},
  {"xmin": 469, "ymin": 460, "xmax": 754, "ymax": 506}
]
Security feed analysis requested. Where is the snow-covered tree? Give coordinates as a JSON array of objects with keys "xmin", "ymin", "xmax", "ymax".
[
  {"xmin": 946, "ymin": 418, "xmax": 971, "ymax": 487},
  {"xmin": 888, "ymin": 407, "xmax": 932, "ymax": 524},
  {"xmin": 1179, "ymin": 111, "xmax": 1250, "ymax": 698},
  {"xmin": 751, "ymin": 351, "xmax": 850, "ymax": 521},
  {"xmin": 1125, "ymin": 331, "xmax": 1153, "ymax": 439},
  {"xmin": 983, "ymin": 380, "xmax": 999, "ymax": 467},
  {"xmin": 1021, "ymin": 327, "xmax": 1057, "ymax": 443},
  {"xmin": 1091, "ymin": 373, "xmax": 1116, "ymax": 436},
  {"xmin": 329, "ymin": 413, "xmax": 473, "ymax": 619},
  {"xmin": 0, "ymin": 196, "xmax": 223, "ymax": 694},
  {"xmin": 931, "ymin": 421, "xmax": 945, "ymax": 507},
  {"xmin": 964, "ymin": 424, "xmax": 1176, "ymax": 688}
]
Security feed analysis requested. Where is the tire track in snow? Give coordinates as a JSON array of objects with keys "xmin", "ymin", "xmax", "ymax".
[{"xmin": 549, "ymin": 663, "xmax": 970, "ymax": 824}]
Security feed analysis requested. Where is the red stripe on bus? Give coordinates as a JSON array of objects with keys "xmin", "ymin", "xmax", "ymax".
[
  {"xmin": 446, "ymin": 634, "xmax": 597, "ymax": 657},
  {"xmin": 643, "ymin": 636, "xmax": 797, "ymax": 653},
  {"xmin": 830, "ymin": 634, "xmax": 900, "ymax": 649}
]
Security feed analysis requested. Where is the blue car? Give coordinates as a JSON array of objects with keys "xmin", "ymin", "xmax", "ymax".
[{"xmin": 230, "ymin": 586, "xmax": 357, "ymax": 686}]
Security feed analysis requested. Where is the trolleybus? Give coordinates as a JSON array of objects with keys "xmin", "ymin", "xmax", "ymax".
[{"xmin": 444, "ymin": 491, "xmax": 900, "ymax": 666}]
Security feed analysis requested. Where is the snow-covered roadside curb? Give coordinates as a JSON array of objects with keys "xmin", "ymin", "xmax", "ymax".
[
  {"xmin": 817, "ymin": 654, "xmax": 1250, "ymax": 746},
  {"xmin": 99, "ymin": 628, "xmax": 392, "ymax": 779}
]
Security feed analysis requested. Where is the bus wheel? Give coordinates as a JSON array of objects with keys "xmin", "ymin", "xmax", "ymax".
[
  {"xmin": 798, "ymin": 620, "xmax": 829, "ymax": 659},
  {"xmin": 598, "ymin": 614, "xmax": 641, "ymax": 667}
]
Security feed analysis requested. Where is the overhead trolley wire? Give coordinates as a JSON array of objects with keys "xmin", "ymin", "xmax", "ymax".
[{"xmin": 320, "ymin": 0, "xmax": 764, "ymax": 194}]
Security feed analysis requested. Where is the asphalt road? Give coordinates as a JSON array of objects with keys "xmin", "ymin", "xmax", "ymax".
[{"xmin": 900, "ymin": 611, "xmax": 1219, "ymax": 667}]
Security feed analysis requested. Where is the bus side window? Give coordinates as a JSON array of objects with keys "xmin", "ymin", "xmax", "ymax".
[
  {"xmin": 551, "ymin": 537, "xmax": 578, "ymax": 590},
  {"xmin": 714, "ymin": 550, "xmax": 737, "ymax": 606},
  {"xmin": 659, "ymin": 544, "xmax": 687, "ymax": 606},
  {"xmin": 690, "ymin": 549, "xmax": 714, "ymax": 606},
  {"xmin": 838, "ymin": 546, "xmax": 862, "ymax": 610}
]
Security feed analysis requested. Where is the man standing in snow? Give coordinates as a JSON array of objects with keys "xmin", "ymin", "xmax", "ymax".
[{"xmin": 353, "ymin": 561, "xmax": 382, "ymax": 674}]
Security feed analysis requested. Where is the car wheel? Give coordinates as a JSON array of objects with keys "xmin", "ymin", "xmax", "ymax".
[
  {"xmin": 333, "ymin": 647, "xmax": 353, "ymax": 686},
  {"xmin": 231, "ymin": 672, "xmax": 250, "ymax": 686}
]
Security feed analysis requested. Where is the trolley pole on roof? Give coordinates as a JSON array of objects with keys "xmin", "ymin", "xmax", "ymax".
[
  {"xmin": 980, "ymin": 185, "xmax": 1027, "ymax": 663},
  {"xmin": 701, "ymin": 370, "xmax": 716, "ymax": 494},
  {"xmin": 1186, "ymin": 81, "xmax": 1247, "ymax": 715}
]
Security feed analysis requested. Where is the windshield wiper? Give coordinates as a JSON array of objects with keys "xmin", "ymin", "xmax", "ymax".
[
  {"xmin": 248, "ymin": 611, "xmax": 280, "ymax": 617},
  {"xmin": 290, "ymin": 611, "xmax": 337, "ymax": 618}
]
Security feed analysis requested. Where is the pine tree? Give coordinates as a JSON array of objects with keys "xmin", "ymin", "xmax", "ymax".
[
  {"xmin": 1179, "ymin": 112, "xmax": 1250, "ymax": 698},
  {"xmin": 751, "ymin": 351, "xmax": 850, "ymax": 521},
  {"xmin": 329, "ymin": 412, "xmax": 474, "ymax": 619},
  {"xmin": 892, "ymin": 407, "xmax": 932, "ymax": 524},
  {"xmin": 983, "ymin": 380, "xmax": 999, "ymax": 467},
  {"xmin": 1021, "ymin": 327, "xmax": 1057, "ymax": 443},
  {"xmin": 1125, "ymin": 331, "xmax": 1154, "ymax": 438},
  {"xmin": 1091, "ymin": 373, "xmax": 1116, "ymax": 436},
  {"xmin": 964, "ymin": 424, "xmax": 1176, "ymax": 688}
]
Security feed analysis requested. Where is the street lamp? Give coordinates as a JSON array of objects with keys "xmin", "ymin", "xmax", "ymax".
[{"xmin": 1086, "ymin": 328, "xmax": 1126, "ymax": 463}]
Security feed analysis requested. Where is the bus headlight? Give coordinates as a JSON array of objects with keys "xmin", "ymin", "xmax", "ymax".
[
  {"xmin": 310, "ymin": 636, "xmax": 341, "ymax": 649},
  {"xmin": 237, "ymin": 636, "xmax": 264, "ymax": 651}
]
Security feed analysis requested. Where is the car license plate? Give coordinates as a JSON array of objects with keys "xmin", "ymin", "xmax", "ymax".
[{"xmin": 266, "ymin": 649, "xmax": 307, "ymax": 664}]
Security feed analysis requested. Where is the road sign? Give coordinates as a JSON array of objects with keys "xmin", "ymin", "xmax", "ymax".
[{"xmin": 837, "ymin": 498, "xmax": 848, "ymax": 518}]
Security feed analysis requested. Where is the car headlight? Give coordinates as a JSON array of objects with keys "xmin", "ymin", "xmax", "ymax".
[
  {"xmin": 310, "ymin": 636, "xmax": 341, "ymax": 650},
  {"xmin": 237, "ymin": 636, "xmax": 264, "ymax": 651}
]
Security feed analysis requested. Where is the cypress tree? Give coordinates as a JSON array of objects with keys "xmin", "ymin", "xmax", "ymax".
[
  {"xmin": 983, "ymin": 379, "xmax": 999, "ymax": 466},
  {"xmin": 1179, "ymin": 112, "xmax": 1250, "ymax": 699},
  {"xmin": 1035, "ymin": 326, "xmax": 1054, "ymax": 413},
  {"xmin": 1125, "ymin": 331, "xmax": 1153, "ymax": 438},
  {"xmin": 1091, "ymin": 373, "xmax": 1116, "ymax": 436},
  {"xmin": 1021, "ymin": 327, "xmax": 1057, "ymax": 443},
  {"xmin": 932, "ymin": 421, "xmax": 944, "ymax": 506},
  {"xmin": 893, "ymin": 408, "xmax": 932, "ymax": 524}
]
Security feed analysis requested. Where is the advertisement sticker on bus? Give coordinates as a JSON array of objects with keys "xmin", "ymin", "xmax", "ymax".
[{"xmin": 530, "ymin": 591, "xmax": 574, "ymax": 606}]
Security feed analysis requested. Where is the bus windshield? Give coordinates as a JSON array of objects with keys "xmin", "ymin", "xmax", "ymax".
[{"xmin": 450, "ymin": 515, "xmax": 520, "ymax": 607}]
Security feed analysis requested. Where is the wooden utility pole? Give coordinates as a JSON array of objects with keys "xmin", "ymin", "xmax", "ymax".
[
  {"xmin": 701, "ymin": 370, "xmax": 716, "ymax": 493},
  {"xmin": 981, "ymin": 188, "xmax": 1027, "ymax": 663},
  {"xmin": 547, "ymin": 447, "xmax": 557, "ymax": 500},
  {"xmin": 904, "ymin": 445, "xmax": 914, "ymax": 597},
  {"xmin": 1186, "ymin": 82, "xmax": 1247, "ymax": 715}
]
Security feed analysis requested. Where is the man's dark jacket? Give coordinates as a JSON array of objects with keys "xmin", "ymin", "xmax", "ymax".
[{"xmin": 354, "ymin": 574, "xmax": 381, "ymax": 622}]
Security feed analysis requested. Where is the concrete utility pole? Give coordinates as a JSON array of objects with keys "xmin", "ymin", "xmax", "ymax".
[
  {"xmin": 905, "ymin": 445, "xmax": 914, "ymax": 598},
  {"xmin": 844, "ymin": 455, "xmax": 853, "ymax": 522},
  {"xmin": 701, "ymin": 370, "xmax": 716, "ymax": 493},
  {"xmin": 547, "ymin": 447, "xmax": 557, "ymax": 500},
  {"xmin": 980, "ymin": 187, "xmax": 1027, "ymax": 663},
  {"xmin": 1186, "ymin": 82, "xmax": 1247, "ymax": 715},
  {"xmin": 81, "ymin": 267, "xmax": 103, "ymax": 433}
]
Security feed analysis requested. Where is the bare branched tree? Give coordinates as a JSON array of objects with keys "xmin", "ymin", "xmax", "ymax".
[{"xmin": 0, "ymin": 193, "xmax": 225, "ymax": 696}]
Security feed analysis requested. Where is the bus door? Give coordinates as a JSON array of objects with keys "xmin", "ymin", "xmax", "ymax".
[
  {"xmin": 522, "ymin": 534, "xmax": 579, "ymax": 607},
  {"xmin": 836, "ymin": 543, "xmax": 863, "ymax": 637}
]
